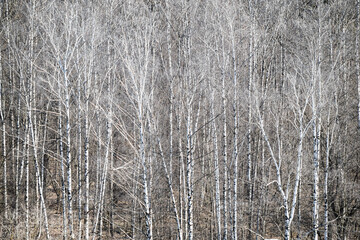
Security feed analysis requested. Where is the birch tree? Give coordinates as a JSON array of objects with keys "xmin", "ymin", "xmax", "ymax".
[
  {"xmin": 0, "ymin": 0, "xmax": 8, "ymax": 221},
  {"xmin": 26, "ymin": 1, "xmax": 51, "ymax": 238},
  {"xmin": 255, "ymin": 61, "xmax": 312, "ymax": 239},
  {"xmin": 119, "ymin": 4, "xmax": 155, "ymax": 238},
  {"xmin": 210, "ymin": 79, "xmax": 222, "ymax": 240}
]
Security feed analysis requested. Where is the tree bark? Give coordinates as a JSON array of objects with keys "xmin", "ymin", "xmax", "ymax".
[
  {"xmin": 230, "ymin": 23, "xmax": 239, "ymax": 240},
  {"xmin": 211, "ymin": 86, "xmax": 222, "ymax": 240},
  {"xmin": 0, "ymin": 0, "xmax": 8, "ymax": 221}
]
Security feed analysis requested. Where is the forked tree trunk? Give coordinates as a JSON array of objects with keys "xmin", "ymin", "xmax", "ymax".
[{"xmin": 258, "ymin": 103, "xmax": 305, "ymax": 240}]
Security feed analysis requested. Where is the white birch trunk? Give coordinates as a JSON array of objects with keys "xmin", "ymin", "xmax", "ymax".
[
  {"xmin": 11, "ymin": 3, "xmax": 21, "ymax": 231},
  {"xmin": 0, "ymin": 45, "xmax": 7, "ymax": 223},
  {"xmin": 106, "ymin": 5, "xmax": 114, "ymax": 237},
  {"xmin": 155, "ymin": 9, "xmax": 183, "ymax": 234},
  {"xmin": 92, "ymin": 41, "xmax": 113, "ymax": 239},
  {"xmin": 211, "ymin": 88, "xmax": 222, "ymax": 240},
  {"xmin": 313, "ymin": 2, "xmax": 322, "ymax": 238},
  {"xmin": 186, "ymin": 100, "xmax": 194, "ymax": 240},
  {"xmin": 221, "ymin": 36, "xmax": 229, "ymax": 240},
  {"xmin": 40, "ymin": 103, "xmax": 49, "ymax": 207},
  {"xmin": 185, "ymin": 11, "xmax": 197, "ymax": 238},
  {"xmin": 92, "ymin": 112, "xmax": 112, "ymax": 240},
  {"xmin": 231, "ymin": 28, "xmax": 238, "ymax": 240},
  {"xmin": 165, "ymin": 0, "xmax": 175, "ymax": 185},
  {"xmin": 131, "ymin": 137, "xmax": 139, "ymax": 239},
  {"xmin": 15, "ymin": 89, "xmax": 21, "ymax": 235},
  {"xmin": 4, "ymin": 0, "xmax": 12, "ymax": 222},
  {"xmin": 77, "ymin": 81, "xmax": 82, "ymax": 240},
  {"xmin": 0, "ymin": 3, "xmax": 7, "ymax": 218},
  {"xmin": 178, "ymin": 103, "xmax": 187, "ymax": 239},
  {"xmin": 312, "ymin": 117, "xmax": 320, "ymax": 240},
  {"xmin": 157, "ymin": 132, "xmax": 183, "ymax": 240},
  {"xmin": 58, "ymin": 71, "xmax": 68, "ymax": 240},
  {"xmin": 109, "ymin": 135, "xmax": 114, "ymax": 236},
  {"xmin": 140, "ymin": 113, "xmax": 153, "ymax": 240},
  {"xmin": 26, "ymin": 124, "xmax": 30, "ymax": 240},
  {"xmin": 258, "ymin": 105, "xmax": 305, "ymax": 240},
  {"xmin": 28, "ymin": 101, "xmax": 51, "ymax": 239},
  {"xmin": 41, "ymin": 105, "xmax": 51, "ymax": 237},
  {"xmin": 60, "ymin": 58, "xmax": 74, "ymax": 239},
  {"xmin": 26, "ymin": 3, "xmax": 50, "ymax": 236},
  {"xmin": 75, "ymin": 42, "xmax": 83, "ymax": 239},
  {"xmin": 324, "ymin": 112, "xmax": 330, "ymax": 240},
  {"xmin": 95, "ymin": 103, "xmax": 101, "ymax": 219},
  {"xmin": 248, "ymin": 2, "xmax": 256, "ymax": 236},
  {"xmin": 324, "ymin": 35, "xmax": 339, "ymax": 240},
  {"xmin": 84, "ymin": 65, "xmax": 90, "ymax": 240}
]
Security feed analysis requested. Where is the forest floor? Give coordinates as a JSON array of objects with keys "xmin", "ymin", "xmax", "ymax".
[{"xmin": 0, "ymin": 186, "xmax": 132, "ymax": 239}]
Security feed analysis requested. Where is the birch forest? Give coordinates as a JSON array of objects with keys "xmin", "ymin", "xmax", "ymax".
[{"xmin": 1, "ymin": 0, "xmax": 360, "ymax": 239}]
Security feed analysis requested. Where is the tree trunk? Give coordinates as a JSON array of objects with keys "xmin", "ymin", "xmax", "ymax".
[
  {"xmin": 186, "ymin": 101, "xmax": 194, "ymax": 240},
  {"xmin": 84, "ymin": 64, "xmax": 90, "ymax": 240},
  {"xmin": 15, "ymin": 85, "xmax": 21, "ymax": 237},
  {"xmin": 77, "ymin": 68, "xmax": 82, "ymax": 240},
  {"xmin": 231, "ymin": 27, "xmax": 238, "ymax": 240},
  {"xmin": 58, "ymin": 71, "xmax": 68, "ymax": 240},
  {"xmin": 61, "ymin": 58, "xmax": 74, "ymax": 239},
  {"xmin": 25, "ymin": 117, "xmax": 30, "ymax": 240},
  {"xmin": 221, "ymin": 35, "xmax": 229, "ymax": 240},
  {"xmin": 0, "ymin": 0, "xmax": 8, "ymax": 220},
  {"xmin": 140, "ymin": 113, "xmax": 153, "ymax": 240},
  {"xmin": 211, "ymin": 87, "xmax": 222, "ymax": 240},
  {"xmin": 324, "ymin": 113, "xmax": 330, "ymax": 240},
  {"xmin": 313, "ymin": 2, "xmax": 323, "ymax": 239},
  {"xmin": 248, "ymin": 1, "xmax": 256, "ymax": 237}
]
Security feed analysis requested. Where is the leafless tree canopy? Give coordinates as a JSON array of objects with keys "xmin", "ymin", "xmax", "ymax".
[{"xmin": 0, "ymin": 0, "xmax": 359, "ymax": 239}]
